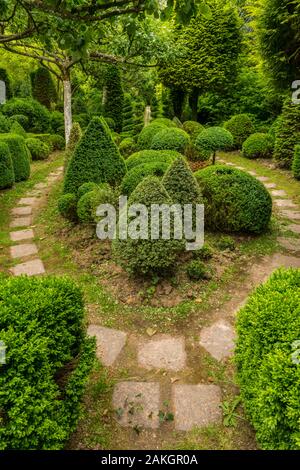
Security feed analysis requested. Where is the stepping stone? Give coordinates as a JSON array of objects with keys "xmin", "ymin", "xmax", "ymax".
[
  {"xmin": 18, "ymin": 197, "xmax": 37, "ymax": 206},
  {"xmin": 264, "ymin": 182, "xmax": 276, "ymax": 189},
  {"xmin": 257, "ymin": 176, "xmax": 269, "ymax": 182},
  {"xmin": 235, "ymin": 166, "xmax": 244, "ymax": 170},
  {"xmin": 173, "ymin": 384, "xmax": 221, "ymax": 431},
  {"xmin": 274, "ymin": 199, "xmax": 297, "ymax": 208},
  {"xmin": 27, "ymin": 190, "xmax": 42, "ymax": 197},
  {"xmin": 10, "ymin": 229, "xmax": 34, "ymax": 242},
  {"xmin": 226, "ymin": 162, "xmax": 235, "ymax": 166},
  {"xmin": 10, "ymin": 216, "xmax": 32, "ymax": 228},
  {"xmin": 87, "ymin": 325, "xmax": 127, "ymax": 366},
  {"xmin": 280, "ymin": 210, "xmax": 300, "ymax": 220},
  {"xmin": 248, "ymin": 171, "xmax": 257, "ymax": 176},
  {"xmin": 199, "ymin": 320, "xmax": 236, "ymax": 361},
  {"xmin": 10, "ymin": 243, "xmax": 38, "ymax": 259},
  {"xmin": 11, "ymin": 258, "xmax": 45, "ymax": 276},
  {"xmin": 271, "ymin": 189, "xmax": 287, "ymax": 197},
  {"xmin": 287, "ymin": 224, "xmax": 300, "ymax": 234},
  {"xmin": 12, "ymin": 206, "xmax": 32, "ymax": 216},
  {"xmin": 138, "ymin": 335, "xmax": 186, "ymax": 371},
  {"xmin": 34, "ymin": 183, "xmax": 47, "ymax": 190},
  {"xmin": 278, "ymin": 237, "xmax": 300, "ymax": 252},
  {"xmin": 113, "ymin": 382, "xmax": 160, "ymax": 429}
]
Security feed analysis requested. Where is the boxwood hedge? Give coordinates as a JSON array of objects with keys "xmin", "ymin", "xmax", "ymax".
[
  {"xmin": 0, "ymin": 134, "xmax": 30, "ymax": 182},
  {"xmin": 126, "ymin": 150, "xmax": 181, "ymax": 171},
  {"xmin": 150, "ymin": 128, "xmax": 190, "ymax": 153},
  {"xmin": 120, "ymin": 161, "xmax": 169, "ymax": 195},
  {"xmin": 0, "ymin": 141, "xmax": 14, "ymax": 189},
  {"xmin": 242, "ymin": 133, "xmax": 274, "ymax": 159}
]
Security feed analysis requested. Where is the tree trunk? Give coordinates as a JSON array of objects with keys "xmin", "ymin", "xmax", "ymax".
[
  {"xmin": 144, "ymin": 105, "xmax": 151, "ymax": 126},
  {"xmin": 63, "ymin": 77, "xmax": 72, "ymax": 146},
  {"xmin": 189, "ymin": 88, "xmax": 199, "ymax": 121}
]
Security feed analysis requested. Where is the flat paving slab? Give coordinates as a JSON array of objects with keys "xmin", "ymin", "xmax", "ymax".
[
  {"xmin": 274, "ymin": 199, "xmax": 297, "ymax": 208},
  {"xmin": 12, "ymin": 206, "xmax": 32, "ymax": 216},
  {"xmin": 113, "ymin": 382, "xmax": 160, "ymax": 429},
  {"xmin": 248, "ymin": 171, "xmax": 257, "ymax": 176},
  {"xmin": 10, "ymin": 229, "xmax": 34, "ymax": 242},
  {"xmin": 280, "ymin": 210, "xmax": 300, "ymax": 220},
  {"xmin": 11, "ymin": 258, "xmax": 45, "ymax": 276},
  {"xmin": 18, "ymin": 197, "xmax": 37, "ymax": 206},
  {"xmin": 10, "ymin": 243, "xmax": 38, "ymax": 259},
  {"xmin": 88, "ymin": 325, "xmax": 127, "ymax": 366},
  {"xmin": 264, "ymin": 182, "xmax": 276, "ymax": 189},
  {"xmin": 34, "ymin": 183, "xmax": 47, "ymax": 190},
  {"xmin": 173, "ymin": 384, "xmax": 222, "ymax": 431},
  {"xmin": 138, "ymin": 335, "xmax": 186, "ymax": 371},
  {"xmin": 10, "ymin": 216, "xmax": 32, "ymax": 228},
  {"xmin": 199, "ymin": 320, "xmax": 236, "ymax": 361},
  {"xmin": 277, "ymin": 237, "xmax": 300, "ymax": 252},
  {"xmin": 271, "ymin": 189, "xmax": 287, "ymax": 197},
  {"xmin": 287, "ymin": 224, "xmax": 300, "ymax": 234},
  {"xmin": 256, "ymin": 176, "xmax": 269, "ymax": 182}
]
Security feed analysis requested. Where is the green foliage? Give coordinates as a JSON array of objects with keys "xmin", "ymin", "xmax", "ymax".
[
  {"xmin": 0, "ymin": 67, "xmax": 12, "ymax": 99},
  {"xmin": 0, "ymin": 133, "xmax": 30, "ymax": 182},
  {"xmin": 186, "ymin": 260, "xmax": 208, "ymax": 280},
  {"xmin": 50, "ymin": 111, "xmax": 64, "ymax": 135},
  {"xmin": 217, "ymin": 235, "xmax": 236, "ymax": 251},
  {"xmin": 126, "ymin": 149, "xmax": 181, "ymax": 171},
  {"xmin": 10, "ymin": 120, "xmax": 26, "ymax": 138},
  {"xmin": 162, "ymin": 157, "xmax": 201, "ymax": 205},
  {"xmin": 137, "ymin": 124, "xmax": 166, "ymax": 150},
  {"xmin": 0, "ymin": 114, "xmax": 11, "ymax": 133},
  {"xmin": 103, "ymin": 65, "xmax": 124, "ymax": 133},
  {"xmin": 67, "ymin": 122, "xmax": 82, "ymax": 151},
  {"xmin": 0, "ymin": 275, "xmax": 95, "ymax": 449},
  {"xmin": 292, "ymin": 145, "xmax": 300, "ymax": 180},
  {"xmin": 242, "ymin": 133, "xmax": 274, "ymax": 159},
  {"xmin": 151, "ymin": 118, "xmax": 176, "ymax": 127},
  {"xmin": 120, "ymin": 161, "xmax": 169, "ymax": 195},
  {"xmin": 48, "ymin": 134, "xmax": 65, "ymax": 150},
  {"xmin": 113, "ymin": 176, "xmax": 185, "ymax": 276},
  {"xmin": 182, "ymin": 121, "xmax": 204, "ymax": 141},
  {"xmin": 25, "ymin": 138, "xmax": 50, "ymax": 161},
  {"xmin": 10, "ymin": 114, "xmax": 29, "ymax": 128},
  {"xmin": 104, "ymin": 117, "xmax": 116, "ymax": 131},
  {"xmin": 224, "ymin": 114, "xmax": 255, "ymax": 149},
  {"xmin": 77, "ymin": 184, "xmax": 116, "ymax": 224},
  {"xmin": 151, "ymin": 128, "xmax": 190, "ymax": 153},
  {"xmin": 77, "ymin": 182, "xmax": 99, "ymax": 201},
  {"xmin": 192, "ymin": 244, "xmax": 213, "ymax": 260},
  {"xmin": 274, "ymin": 102, "xmax": 300, "ymax": 168},
  {"xmin": 57, "ymin": 193, "xmax": 77, "ymax": 221},
  {"xmin": 119, "ymin": 137, "xmax": 138, "ymax": 158},
  {"xmin": 1, "ymin": 98, "xmax": 50, "ymax": 133},
  {"xmin": 235, "ymin": 268, "xmax": 300, "ymax": 449},
  {"xmin": 195, "ymin": 165, "xmax": 272, "ymax": 234},
  {"xmin": 64, "ymin": 117, "xmax": 126, "ymax": 195},
  {"xmin": 31, "ymin": 67, "xmax": 58, "ymax": 110},
  {"xmin": 195, "ymin": 126, "xmax": 233, "ymax": 159},
  {"xmin": 122, "ymin": 94, "xmax": 134, "ymax": 134},
  {"xmin": 0, "ymin": 141, "xmax": 14, "ymax": 189}
]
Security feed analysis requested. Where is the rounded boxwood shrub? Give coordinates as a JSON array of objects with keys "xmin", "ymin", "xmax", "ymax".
[
  {"xmin": 0, "ymin": 114, "xmax": 11, "ymax": 133},
  {"xmin": 224, "ymin": 114, "xmax": 255, "ymax": 149},
  {"xmin": 292, "ymin": 145, "xmax": 300, "ymax": 180},
  {"xmin": 57, "ymin": 193, "xmax": 77, "ymax": 220},
  {"xmin": 182, "ymin": 121, "xmax": 204, "ymax": 141},
  {"xmin": 0, "ymin": 275, "xmax": 95, "ymax": 449},
  {"xmin": 0, "ymin": 134, "xmax": 30, "ymax": 182},
  {"xmin": 113, "ymin": 176, "xmax": 185, "ymax": 276},
  {"xmin": 64, "ymin": 117, "xmax": 126, "ymax": 195},
  {"xmin": 126, "ymin": 149, "xmax": 181, "ymax": 171},
  {"xmin": 137, "ymin": 124, "xmax": 166, "ymax": 150},
  {"xmin": 242, "ymin": 133, "xmax": 274, "ymax": 159},
  {"xmin": 162, "ymin": 157, "xmax": 201, "ymax": 205},
  {"xmin": 10, "ymin": 114, "xmax": 29, "ymax": 128},
  {"xmin": 150, "ymin": 118, "xmax": 176, "ymax": 127},
  {"xmin": 151, "ymin": 128, "xmax": 190, "ymax": 153},
  {"xmin": 120, "ymin": 161, "xmax": 169, "ymax": 195},
  {"xmin": 0, "ymin": 141, "xmax": 14, "ymax": 189},
  {"xmin": 235, "ymin": 268, "xmax": 300, "ymax": 450},
  {"xmin": 195, "ymin": 165, "xmax": 272, "ymax": 234},
  {"xmin": 119, "ymin": 137, "xmax": 138, "ymax": 158},
  {"xmin": 10, "ymin": 121, "xmax": 26, "ymax": 138},
  {"xmin": 186, "ymin": 260, "xmax": 208, "ymax": 281},
  {"xmin": 48, "ymin": 134, "xmax": 65, "ymax": 150},
  {"xmin": 195, "ymin": 127, "xmax": 233, "ymax": 162},
  {"xmin": 77, "ymin": 182, "xmax": 99, "ymax": 201},
  {"xmin": 25, "ymin": 138, "xmax": 50, "ymax": 161},
  {"xmin": 77, "ymin": 184, "xmax": 116, "ymax": 223},
  {"xmin": 50, "ymin": 111, "xmax": 64, "ymax": 135},
  {"xmin": 1, "ymin": 98, "xmax": 51, "ymax": 133}
]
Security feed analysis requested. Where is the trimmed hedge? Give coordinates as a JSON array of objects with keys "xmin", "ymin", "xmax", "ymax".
[
  {"xmin": 137, "ymin": 124, "xmax": 166, "ymax": 150},
  {"xmin": 113, "ymin": 176, "xmax": 185, "ymax": 276},
  {"xmin": 162, "ymin": 157, "xmax": 201, "ymax": 205},
  {"xmin": 120, "ymin": 161, "xmax": 169, "ymax": 195},
  {"xmin": 57, "ymin": 193, "xmax": 77, "ymax": 220},
  {"xmin": 274, "ymin": 101, "xmax": 300, "ymax": 168},
  {"xmin": 64, "ymin": 117, "xmax": 126, "ymax": 195},
  {"xmin": 242, "ymin": 133, "xmax": 274, "ymax": 159},
  {"xmin": 10, "ymin": 114, "xmax": 29, "ymax": 128},
  {"xmin": 0, "ymin": 134, "xmax": 30, "ymax": 182},
  {"xmin": 103, "ymin": 65, "xmax": 124, "ymax": 133},
  {"xmin": 0, "ymin": 141, "xmax": 14, "ymax": 189},
  {"xmin": 126, "ymin": 149, "xmax": 181, "ymax": 171},
  {"xmin": 195, "ymin": 165, "xmax": 272, "ymax": 234},
  {"xmin": 31, "ymin": 66, "xmax": 57, "ymax": 110},
  {"xmin": 292, "ymin": 145, "xmax": 300, "ymax": 180},
  {"xmin": 10, "ymin": 121, "xmax": 26, "ymax": 138},
  {"xmin": 77, "ymin": 184, "xmax": 116, "ymax": 223},
  {"xmin": 182, "ymin": 121, "xmax": 204, "ymax": 141},
  {"xmin": 0, "ymin": 275, "xmax": 95, "ymax": 449},
  {"xmin": 150, "ymin": 128, "xmax": 190, "ymax": 153},
  {"xmin": 119, "ymin": 137, "xmax": 138, "ymax": 158},
  {"xmin": 50, "ymin": 111, "xmax": 64, "ymax": 135},
  {"xmin": 28, "ymin": 133, "xmax": 65, "ymax": 151},
  {"xmin": 195, "ymin": 126, "xmax": 233, "ymax": 161},
  {"xmin": 1, "ymin": 98, "xmax": 50, "ymax": 133},
  {"xmin": 224, "ymin": 114, "xmax": 255, "ymax": 149},
  {"xmin": 25, "ymin": 138, "xmax": 50, "ymax": 161},
  {"xmin": 150, "ymin": 118, "xmax": 176, "ymax": 127},
  {"xmin": 235, "ymin": 268, "xmax": 300, "ymax": 450},
  {"xmin": 0, "ymin": 114, "xmax": 11, "ymax": 133}
]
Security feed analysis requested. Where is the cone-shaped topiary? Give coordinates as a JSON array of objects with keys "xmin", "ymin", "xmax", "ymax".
[
  {"xmin": 113, "ymin": 176, "xmax": 185, "ymax": 276},
  {"xmin": 0, "ymin": 134, "xmax": 30, "ymax": 182},
  {"xmin": 162, "ymin": 157, "xmax": 202, "ymax": 205},
  {"xmin": 103, "ymin": 65, "xmax": 124, "ymax": 133},
  {"xmin": 31, "ymin": 67, "xmax": 57, "ymax": 110},
  {"xmin": 63, "ymin": 117, "xmax": 126, "ymax": 195},
  {"xmin": 0, "ymin": 141, "xmax": 14, "ymax": 189},
  {"xmin": 292, "ymin": 145, "xmax": 300, "ymax": 180},
  {"xmin": 274, "ymin": 101, "xmax": 300, "ymax": 168}
]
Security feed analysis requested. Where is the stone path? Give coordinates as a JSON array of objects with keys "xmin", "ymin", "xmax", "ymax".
[{"xmin": 8, "ymin": 167, "xmax": 63, "ymax": 277}]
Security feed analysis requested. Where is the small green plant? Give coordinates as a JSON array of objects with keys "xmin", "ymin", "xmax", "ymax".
[
  {"xmin": 193, "ymin": 244, "xmax": 213, "ymax": 260},
  {"xmin": 221, "ymin": 396, "xmax": 242, "ymax": 427},
  {"xmin": 217, "ymin": 236, "xmax": 235, "ymax": 251},
  {"xmin": 186, "ymin": 260, "xmax": 208, "ymax": 281},
  {"xmin": 57, "ymin": 193, "xmax": 77, "ymax": 220}
]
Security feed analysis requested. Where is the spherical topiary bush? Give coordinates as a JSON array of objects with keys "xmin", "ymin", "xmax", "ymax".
[
  {"xmin": 1, "ymin": 98, "xmax": 51, "ymax": 133},
  {"xmin": 162, "ymin": 157, "xmax": 202, "ymax": 205},
  {"xmin": 137, "ymin": 124, "xmax": 166, "ymax": 150},
  {"xmin": 183, "ymin": 121, "xmax": 205, "ymax": 141},
  {"xmin": 195, "ymin": 126, "xmax": 233, "ymax": 162},
  {"xmin": 77, "ymin": 184, "xmax": 116, "ymax": 223},
  {"xmin": 150, "ymin": 128, "xmax": 190, "ymax": 153},
  {"xmin": 64, "ymin": 117, "xmax": 126, "ymax": 195},
  {"xmin": 195, "ymin": 165, "xmax": 272, "ymax": 234},
  {"xmin": 57, "ymin": 193, "xmax": 77, "ymax": 220},
  {"xmin": 0, "ymin": 141, "xmax": 14, "ymax": 189},
  {"xmin": 0, "ymin": 134, "xmax": 30, "ymax": 182},
  {"xmin": 25, "ymin": 138, "xmax": 50, "ymax": 161},
  {"xmin": 224, "ymin": 114, "xmax": 255, "ymax": 149},
  {"xmin": 119, "ymin": 137, "xmax": 138, "ymax": 158},
  {"xmin": 77, "ymin": 182, "xmax": 99, "ymax": 201},
  {"xmin": 292, "ymin": 145, "xmax": 300, "ymax": 180},
  {"xmin": 112, "ymin": 176, "xmax": 185, "ymax": 276},
  {"xmin": 126, "ymin": 150, "xmax": 181, "ymax": 171},
  {"xmin": 242, "ymin": 133, "xmax": 274, "ymax": 159},
  {"xmin": 120, "ymin": 161, "xmax": 169, "ymax": 195},
  {"xmin": 150, "ymin": 118, "xmax": 176, "ymax": 128},
  {"xmin": 49, "ymin": 134, "xmax": 65, "ymax": 150}
]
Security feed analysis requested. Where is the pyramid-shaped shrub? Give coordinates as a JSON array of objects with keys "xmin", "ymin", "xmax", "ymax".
[
  {"xmin": 162, "ymin": 157, "xmax": 202, "ymax": 205},
  {"xmin": 64, "ymin": 117, "xmax": 126, "ymax": 195},
  {"xmin": 0, "ymin": 141, "xmax": 14, "ymax": 189}
]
